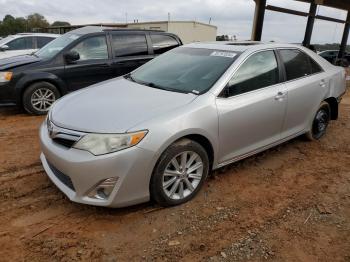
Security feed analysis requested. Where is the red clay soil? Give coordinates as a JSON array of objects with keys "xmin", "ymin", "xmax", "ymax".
[{"xmin": 0, "ymin": 93, "xmax": 349, "ymax": 261}]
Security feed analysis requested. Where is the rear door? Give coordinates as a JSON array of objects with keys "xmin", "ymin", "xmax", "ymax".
[
  {"xmin": 63, "ymin": 33, "xmax": 114, "ymax": 91},
  {"xmin": 277, "ymin": 48, "xmax": 326, "ymax": 139},
  {"xmin": 216, "ymin": 50, "xmax": 287, "ymax": 163},
  {"xmin": 110, "ymin": 32, "xmax": 153, "ymax": 76}
]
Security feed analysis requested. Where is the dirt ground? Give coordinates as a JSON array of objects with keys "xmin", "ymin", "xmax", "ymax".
[{"xmin": 0, "ymin": 92, "xmax": 349, "ymax": 262}]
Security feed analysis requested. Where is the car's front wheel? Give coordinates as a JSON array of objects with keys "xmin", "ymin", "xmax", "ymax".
[
  {"xmin": 306, "ymin": 101, "xmax": 330, "ymax": 140},
  {"xmin": 23, "ymin": 82, "xmax": 60, "ymax": 115},
  {"xmin": 150, "ymin": 139, "xmax": 209, "ymax": 207}
]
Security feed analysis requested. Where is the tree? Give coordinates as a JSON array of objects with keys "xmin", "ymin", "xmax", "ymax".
[
  {"xmin": 216, "ymin": 35, "xmax": 230, "ymax": 41},
  {"xmin": 0, "ymin": 13, "xmax": 52, "ymax": 36},
  {"xmin": 51, "ymin": 21, "xmax": 70, "ymax": 27},
  {"xmin": 26, "ymin": 13, "xmax": 49, "ymax": 31}
]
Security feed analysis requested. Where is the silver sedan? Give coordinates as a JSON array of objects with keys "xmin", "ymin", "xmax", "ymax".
[{"xmin": 40, "ymin": 42, "xmax": 347, "ymax": 207}]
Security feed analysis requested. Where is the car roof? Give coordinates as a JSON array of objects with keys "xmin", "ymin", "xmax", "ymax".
[
  {"xmin": 15, "ymin": 33, "xmax": 60, "ymax": 37},
  {"xmin": 184, "ymin": 41, "xmax": 308, "ymax": 53},
  {"xmin": 68, "ymin": 26, "xmax": 167, "ymax": 35}
]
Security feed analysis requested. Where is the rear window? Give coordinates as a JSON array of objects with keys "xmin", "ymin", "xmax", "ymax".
[
  {"xmin": 37, "ymin": 36, "xmax": 55, "ymax": 48},
  {"xmin": 150, "ymin": 34, "xmax": 179, "ymax": 54},
  {"xmin": 111, "ymin": 34, "xmax": 148, "ymax": 57},
  {"xmin": 279, "ymin": 49, "xmax": 322, "ymax": 81}
]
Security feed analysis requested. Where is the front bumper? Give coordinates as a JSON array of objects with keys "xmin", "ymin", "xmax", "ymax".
[
  {"xmin": 39, "ymin": 122, "xmax": 156, "ymax": 208},
  {"xmin": 0, "ymin": 81, "xmax": 16, "ymax": 104}
]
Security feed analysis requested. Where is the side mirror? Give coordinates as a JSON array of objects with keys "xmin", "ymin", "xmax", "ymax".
[
  {"xmin": 0, "ymin": 45, "xmax": 9, "ymax": 51},
  {"xmin": 64, "ymin": 50, "xmax": 80, "ymax": 64}
]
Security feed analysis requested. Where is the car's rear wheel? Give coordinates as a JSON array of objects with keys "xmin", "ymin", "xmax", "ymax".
[
  {"xmin": 23, "ymin": 82, "xmax": 60, "ymax": 115},
  {"xmin": 306, "ymin": 101, "xmax": 330, "ymax": 140},
  {"xmin": 150, "ymin": 139, "xmax": 209, "ymax": 207}
]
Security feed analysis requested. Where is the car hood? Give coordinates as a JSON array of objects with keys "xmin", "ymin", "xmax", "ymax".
[
  {"xmin": 51, "ymin": 77, "xmax": 197, "ymax": 133},
  {"xmin": 0, "ymin": 55, "xmax": 41, "ymax": 70}
]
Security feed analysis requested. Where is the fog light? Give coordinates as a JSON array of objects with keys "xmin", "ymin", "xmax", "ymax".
[{"xmin": 88, "ymin": 177, "xmax": 119, "ymax": 200}]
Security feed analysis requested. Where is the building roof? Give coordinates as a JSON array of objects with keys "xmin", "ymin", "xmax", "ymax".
[{"xmin": 296, "ymin": 0, "xmax": 350, "ymax": 11}]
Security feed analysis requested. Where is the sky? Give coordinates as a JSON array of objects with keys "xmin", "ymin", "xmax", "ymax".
[{"xmin": 0, "ymin": 0, "xmax": 347, "ymax": 44}]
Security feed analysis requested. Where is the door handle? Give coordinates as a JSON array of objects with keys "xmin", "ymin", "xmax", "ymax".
[
  {"xmin": 319, "ymin": 79, "xmax": 326, "ymax": 88},
  {"xmin": 275, "ymin": 91, "xmax": 286, "ymax": 101}
]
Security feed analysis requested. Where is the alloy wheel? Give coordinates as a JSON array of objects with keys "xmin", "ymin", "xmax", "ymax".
[
  {"xmin": 162, "ymin": 151, "xmax": 204, "ymax": 200},
  {"xmin": 31, "ymin": 88, "xmax": 56, "ymax": 112}
]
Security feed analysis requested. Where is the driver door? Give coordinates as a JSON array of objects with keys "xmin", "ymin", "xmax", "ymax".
[
  {"xmin": 63, "ymin": 34, "xmax": 114, "ymax": 91},
  {"xmin": 216, "ymin": 50, "xmax": 287, "ymax": 164}
]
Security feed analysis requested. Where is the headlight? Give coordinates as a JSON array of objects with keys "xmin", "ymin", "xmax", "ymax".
[
  {"xmin": 0, "ymin": 72, "xmax": 13, "ymax": 83},
  {"xmin": 73, "ymin": 130, "xmax": 148, "ymax": 155}
]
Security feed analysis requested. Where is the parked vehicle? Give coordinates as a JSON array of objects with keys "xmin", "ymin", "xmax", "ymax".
[
  {"xmin": 40, "ymin": 42, "xmax": 346, "ymax": 208},
  {"xmin": 0, "ymin": 26, "xmax": 182, "ymax": 114},
  {"xmin": 318, "ymin": 50, "xmax": 350, "ymax": 65},
  {"xmin": 0, "ymin": 33, "xmax": 59, "ymax": 59}
]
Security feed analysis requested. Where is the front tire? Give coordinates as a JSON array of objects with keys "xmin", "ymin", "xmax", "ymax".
[
  {"xmin": 23, "ymin": 82, "xmax": 60, "ymax": 115},
  {"xmin": 306, "ymin": 101, "xmax": 330, "ymax": 141},
  {"xmin": 150, "ymin": 139, "xmax": 209, "ymax": 207}
]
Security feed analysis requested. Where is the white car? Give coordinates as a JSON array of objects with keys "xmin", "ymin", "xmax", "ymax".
[{"xmin": 0, "ymin": 33, "xmax": 59, "ymax": 59}]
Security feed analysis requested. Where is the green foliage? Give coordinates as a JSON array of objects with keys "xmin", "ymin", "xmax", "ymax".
[
  {"xmin": 0, "ymin": 13, "xmax": 54, "ymax": 36},
  {"xmin": 216, "ymin": 35, "xmax": 230, "ymax": 41},
  {"xmin": 26, "ymin": 13, "xmax": 49, "ymax": 30},
  {"xmin": 51, "ymin": 21, "xmax": 70, "ymax": 27},
  {"xmin": 313, "ymin": 43, "xmax": 350, "ymax": 52}
]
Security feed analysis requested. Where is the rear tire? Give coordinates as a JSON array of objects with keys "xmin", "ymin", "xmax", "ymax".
[
  {"xmin": 23, "ymin": 82, "xmax": 60, "ymax": 115},
  {"xmin": 305, "ymin": 101, "xmax": 330, "ymax": 141},
  {"xmin": 150, "ymin": 139, "xmax": 209, "ymax": 207}
]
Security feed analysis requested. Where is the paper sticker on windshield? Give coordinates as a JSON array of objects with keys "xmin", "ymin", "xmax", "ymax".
[{"xmin": 210, "ymin": 51, "xmax": 237, "ymax": 58}]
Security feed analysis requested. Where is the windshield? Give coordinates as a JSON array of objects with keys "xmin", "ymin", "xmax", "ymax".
[
  {"xmin": 0, "ymin": 35, "xmax": 15, "ymax": 46},
  {"xmin": 129, "ymin": 47, "xmax": 239, "ymax": 94},
  {"xmin": 35, "ymin": 33, "xmax": 80, "ymax": 59}
]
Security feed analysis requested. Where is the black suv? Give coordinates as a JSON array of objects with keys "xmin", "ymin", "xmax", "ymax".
[{"xmin": 0, "ymin": 26, "xmax": 182, "ymax": 114}]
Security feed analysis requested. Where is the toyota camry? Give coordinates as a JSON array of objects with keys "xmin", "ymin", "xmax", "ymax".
[{"xmin": 40, "ymin": 42, "xmax": 347, "ymax": 207}]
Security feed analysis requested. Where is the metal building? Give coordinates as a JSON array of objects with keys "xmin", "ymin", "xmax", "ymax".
[{"xmin": 251, "ymin": 0, "xmax": 350, "ymax": 60}]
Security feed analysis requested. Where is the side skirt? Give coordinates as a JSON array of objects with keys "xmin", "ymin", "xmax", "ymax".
[{"xmin": 215, "ymin": 130, "xmax": 306, "ymax": 169}]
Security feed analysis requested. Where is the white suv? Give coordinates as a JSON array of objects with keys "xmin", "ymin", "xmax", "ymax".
[{"xmin": 0, "ymin": 33, "xmax": 59, "ymax": 59}]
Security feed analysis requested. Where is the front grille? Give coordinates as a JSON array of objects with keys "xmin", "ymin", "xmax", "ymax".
[
  {"xmin": 47, "ymin": 161, "xmax": 75, "ymax": 191},
  {"xmin": 47, "ymin": 120, "xmax": 82, "ymax": 149},
  {"xmin": 53, "ymin": 137, "xmax": 76, "ymax": 148}
]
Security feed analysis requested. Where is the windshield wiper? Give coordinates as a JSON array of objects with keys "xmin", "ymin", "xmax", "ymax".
[
  {"xmin": 124, "ymin": 74, "xmax": 199, "ymax": 95},
  {"xmin": 124, "ymin": 73, "xmax": 136, "ymax": 83}
]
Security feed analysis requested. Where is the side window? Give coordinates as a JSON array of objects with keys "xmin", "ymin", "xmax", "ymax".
[
  {"xmin": 150, "ymin": 34, "xmax": 179, "ymax": 54},
  {"xmin": 112, "ymin": 34, "xmax": 148, "ymax": 57},
  {"xmin": 279, "ymin": 49, "xmax": 312, "ymax": 80},
  {"xmin": 309, "ymin": 58, "xmax": 322, "ymax": 74},
  {"xmin": 7, "ymin": 37, "xmax": 34, "ymax": 50},
  {"xmin": 70, "ymin": 35, "xmax": 108, "ymax": 61},
  {"xmin": 225, "ymin": 50, "xmax": 279, "ymax": 97},
  {"xmin": 37, "ymin": 37, "xmax": 54, "ymax": 48}
]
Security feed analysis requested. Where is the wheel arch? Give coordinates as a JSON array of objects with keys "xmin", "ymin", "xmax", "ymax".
[
  {"xmin": 150, "ymin": 131, "xmax": 217, "ymax": 175},
  {"xmin": 15, "ymin": 73, "xmax": 67, "ymax": 106},
  {"xmin": 324, "ymin": 97, "xmax": 338, "ymax": 120},
  {"xmin": 179, "ymin": 134, "xmax": 214, "ymax": 171}
]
